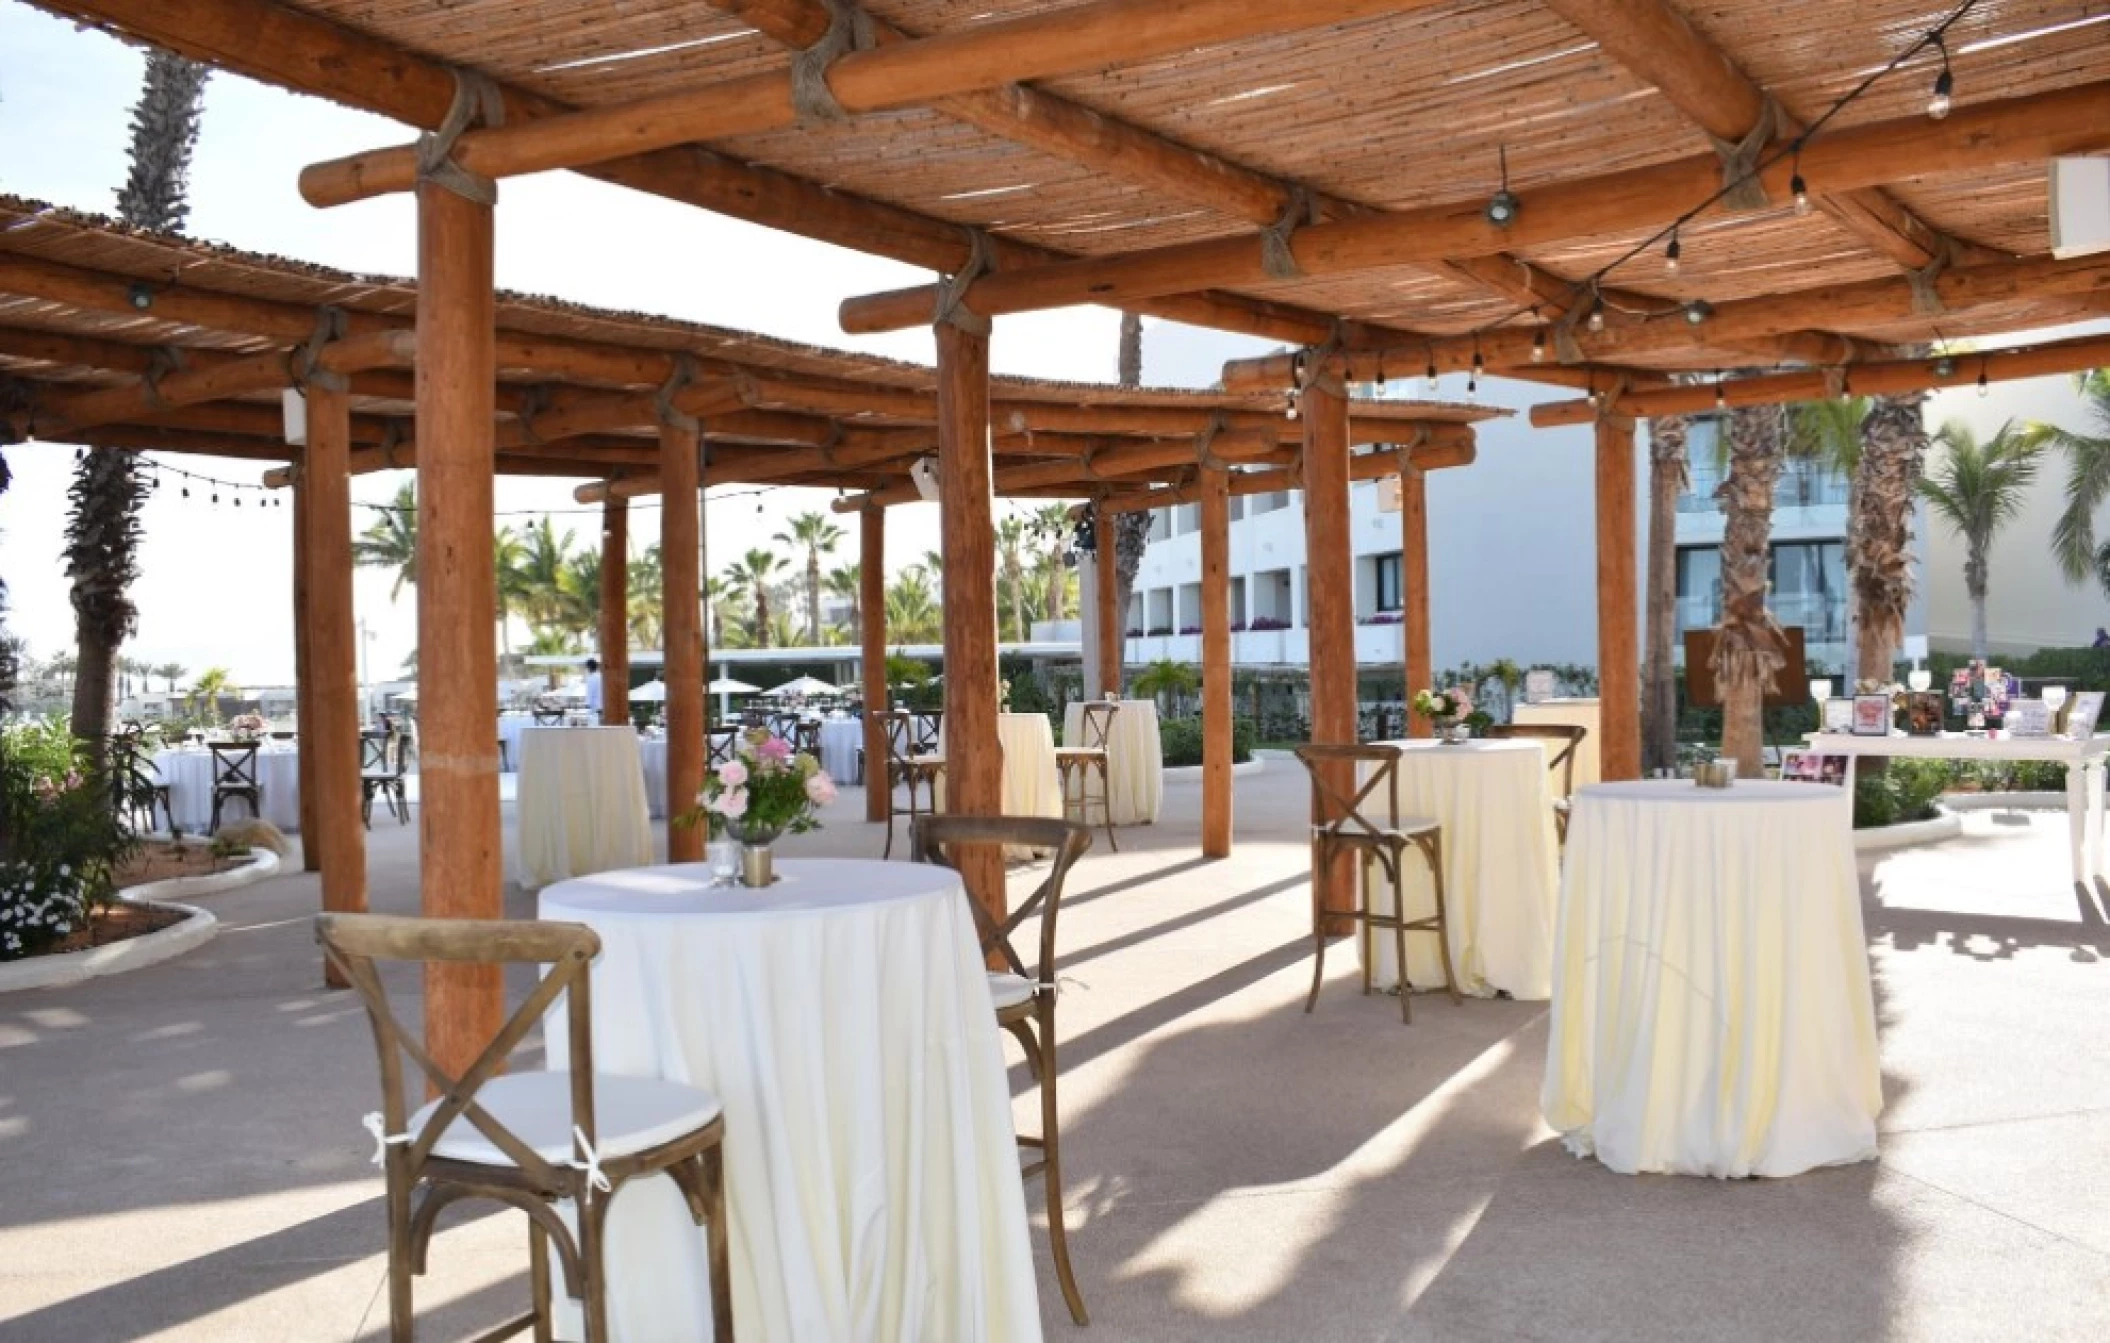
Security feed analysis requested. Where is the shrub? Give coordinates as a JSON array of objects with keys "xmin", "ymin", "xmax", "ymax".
[
  {"xmin": 1853, "ymin": 758, "xmax": 1953, "ymax": 829},
  {"xmin": 0, "ymin": 718, "xmax": 138, "ymax": 960},
  {"xmin": 1159, "ymin": 715, "xmax": 1255, "ymax": 767}
]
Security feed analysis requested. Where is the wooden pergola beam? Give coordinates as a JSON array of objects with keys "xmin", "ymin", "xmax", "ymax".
[
  {"xmin": 1093, "ymin": 440, "xmax": 1476, "ymax": 514},
  {"xmin": 1531, "ymin": 332, "xmax": 2110, "ymax": 426},
  {"xmin": 840, "ymin": 81, "xmax": 2110, "ymax": 333}
]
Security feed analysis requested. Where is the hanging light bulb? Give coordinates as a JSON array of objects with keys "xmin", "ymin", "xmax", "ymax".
[
  {"xmin": 1484, "ymin": 145, "xmax": 1519, "ymax": 227},
  {"xmin": 1933, "ymin": 353, "xmax": 1956, "ymax": 379},
  {"xmin": 1682, "ymin": 300, "xmax": 1713, "ymax": 326},
  {"xmin": 1530, "ymin": 329, "xmax": 1546, "ymax": 363},
  {"xmin": 1791, "ymin": 172, "xmax": 1811, "ymax": 216},
  {"xmin": 1664, "ymin": 232, "xmax": 1682, "ymax": 276},
  {"xmin": 1715, "ymin": 382, "xmax": 1728, "ymax": 410},
  {"xmin": 1976, "ymin": 367, "xmax": 1990, "ymax": 398},
  {"xmin": 1424, "ymin": 359, "xmax": 1439, "ymax": 393},
  {"xmin": 1285, "ymin": 389, "xmax": 1299, "ymax": 421},
  {"xmin": 181, "ymin": 486, "xmax": 190, "ymax": 500},
  {"xmin": 1928, "ymin": 36, "xmax": 1954, "ymax": 119},
  {"xmin": 1375, "ymin": 356, "xmax": 1386, "ymax": 393},
  {"xmin": 1586, "ymin": 302, "xmax": 1605, "ymax": 333}
]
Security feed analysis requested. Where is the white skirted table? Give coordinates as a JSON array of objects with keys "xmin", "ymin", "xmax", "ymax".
[
  {"xmin": 538, "ymin": 860, "xmax": 1042, "ymax": 1342},
  {"xmin": 818, "ymin": 718, "xmax": 864, "ymax": 785},
  {"xmin": 515, "ymin": 727, "xmax": 653, "ymax": 888},
  {"xmin": 497, "ymin": 713, "xmax": 537, "ymax": 773},
  {"xmin": 1357, "ymin": 738, "xmax": 1559, "ymax": 1000},
  {"xmin": 151, "ymin": 744, "xmax": 302, "ymax": 834},
  {"xmin": 1061, "ymin": 699, "xmax": 1163, "ymax": 824},
  {"xmin": 1542, "ymin": 779, "xmax": 1882, "ymax": 1178},
  {"xmin": 637, "ymin": 736, "xmax": 668, "ymax": 820},
  {"xmin": 937, "ymin": 711, "xmax": 1063, "ymax": 820}
]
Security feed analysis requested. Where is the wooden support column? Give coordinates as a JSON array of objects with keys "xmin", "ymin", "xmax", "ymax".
[
  {"xmin": 414, "ymin": 179, "xmax": 502, "ymax": 1077},
  {"xmin": 861, "ymin": 506, "xmax": 890, "ymax": 823},
  {"xmin": 1095, "ymin": 502, "xmax": 1122, "ymax": 696},
  {"xmin": 1303, "ymin": 377, "xmax": 1357, "ymax": 933},
  {"xmin": 661, "ymin": 417, "xmax": 705, "ymax": 863},
  {"xmin": 1595, "ymin": 414, "xmax": 1641, "ymax": 781},
  {"xmin": 292, "ymin": 473, "xmax": 320, "ymax": 870},
  {"xmin": 1401, "ymin": 454, "xmax": 1432, "ymax": 739},
  {"xmin": 1199, "ymin": 466, "xmax": 1233, "ymax": 858},
  {"xmin": 599, "ymin": 497, "xmax": 629, "ymax": 726},
  {"xmin": 306, "ymin": 380, "xmax": 367, "ymax": 987},
  {"xmin": 936, "ymin": 321, "xmax": 1004, "ymax": 923}
]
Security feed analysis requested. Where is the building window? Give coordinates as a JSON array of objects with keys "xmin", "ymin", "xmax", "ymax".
[
  {"xmin": 1373, "ymin": 552, "xmax": 1403, "ymax": 612},
  {"xmin": 1675, "ymin": 541, "xmax": 1846, "ymax": 643},
  {"xmin": 1147, "ymin": 509, "xmax": 1170, "ymax": 542}
]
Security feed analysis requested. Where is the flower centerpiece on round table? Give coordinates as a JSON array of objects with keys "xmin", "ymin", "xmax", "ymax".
[
  {"xmin": 1412, "ymin": 686, "xmax": 1475, "ymax": 743},
  {"xmin": 226, "ymin": 712, "xmax": 268, "ymax": 743},
  {"xmin": 678, "ymin": 729, "xmax": 836, "ymax": 886}
]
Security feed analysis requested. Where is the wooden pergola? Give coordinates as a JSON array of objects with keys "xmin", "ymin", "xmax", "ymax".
[{"xmin": 23, "ymin": 0, "xmax": 2110, "ymax": 1069}]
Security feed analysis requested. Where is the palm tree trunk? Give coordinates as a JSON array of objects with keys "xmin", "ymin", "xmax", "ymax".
[
  {"xmin": 1712, "ymin": 403, "xmax": 1788, "ymax": 777},
  {"xmin": 1968, "ymin": 550, "xmax": 1989, "ymax": 660},
  {"xmin": 1643, "ymin": 415, "xmax": 1689, "ymax": 774},
  {"xmin": 807, "ymin": 549, "xmax": 822, "ymax": 645},
  {"xmin": 1850, "ymin": 391, "xmax": 1929, "ymax": 683}
]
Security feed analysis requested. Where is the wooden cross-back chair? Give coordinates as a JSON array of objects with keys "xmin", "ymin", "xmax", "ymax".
[
  {"xmin": 707, "ymin": 729, "xmax": 740, "ymax": 770},
  {"xmin": 362, "ymin": 729, "xmax": 413, "ymax": 829},
  {"xmin": 911, "ymin": 710, "xmax": 945, "ymax": 755},
  {"xmin": 113, "ymin": 724, "xmax": 171, "ymax": 833},
  {"xmin": 207, "ymin": 742, "xmax": 262, "ymax": 833},
  {"xmin": 790, "ymin": 720, "xmax": 821, "ymax": 757},
  {"xmin": 1292, "ymin": 744, "xmax": 1459, "ymax": 1024},
  {"xmin": 911, "ymin": 815, "xmax": 1094, "ymax": 1326},
  {"xmin": 1054, "ymin": 701, "xmax": 1120, "ymax": 853},
  {"xmin": 877, "ymin": 710, "xmax": 945, "ymax": 860},
  {"xmin": 315, "ymin": 913, "xmax": 732, "ymax": 1343},
  {"xmin": 361, "ymin": 731, "xmax": 391, "ymax": 773},
  {"xmin": 1485, "ymin": 723, "xmax": 1588, "ymax": 843}
]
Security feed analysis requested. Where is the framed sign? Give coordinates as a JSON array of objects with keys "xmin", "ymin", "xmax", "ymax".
[
  {"xmin": 1782, "ymin": 750, "xmax": 1849, "ymax": 786},
  {"xmin": 1902, "ymin": 691, "xmax": 1946, "ymax": 736},
  {"xmin": 2068, "ymin": 690, "xmax": 2106, "ymax": 739},
  {"xmin": 1524, "ymin": 670, "xmax": 1556, "ymax": 703},
  {"xmin": 1822, "ymin": 698, "xmax": 1856, "ymax": 734},
  {"xmin": 1851, "ymin": 693, "xmax": 1893, "ymax": 736},
  {"xmin": 2006, "ymin": 698, "xmax": 2052, "ymax": 738}
]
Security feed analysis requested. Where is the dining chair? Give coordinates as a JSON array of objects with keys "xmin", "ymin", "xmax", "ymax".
[
  {"xmin": 1292, "ymin": 744, "xmax": 1459, "ymax": 1024},
  {"xmin": 707, "ymin": 729, "xmax": 740, "ymax": 770},
  {"xmin": 113, "ymin": 724, "xmax": 171, "ymax": 833},
  {"xmin": 878, "ymin": 710, "xmax": 945, "ymax": 860},
  {"xmin": 315, "ymin": 913, "xmax": 733, "ymax": 1343},
  {"xmin": 532, "ymin": 707, "xmax": 566, "ymax": 727},
  {"xmin": 1054, "ymin": 701, "xmax": 1120, "ymax": 853},
  {"xmin": 362, "ymin": 729, "xmax": 413, "ymax": 828},
  {"xmin": 208, "ymin": 742, "xmax": 262, "ymax": 833},
  {"xmin": 1485, "ymin": 723, "xmax": 1588, "ymax": 844},
  {"xmin": 791, "ymin": 720, "xmax": 821, "ymax": 757},
  {"xmin": 910, "ymin": 815, "xmax": 1094, "ymax": 1326}
]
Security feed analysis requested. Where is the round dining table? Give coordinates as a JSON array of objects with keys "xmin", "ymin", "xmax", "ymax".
[
  {"xmin": 538, "ymin": 859, "xmax": 1041, "ymax": 1342},
  {"xmin": 1357, "ymin": 737, "xmax": 1560, "ymax": 1000},
  {"xmin": 818, "ymin": 717, "xmax": 864, "ymax": 785},
  {"xmin": 514, "ymin": 727, "xmax": 653, "ymax": 888},
  {"xmin": 1541, "ymin": 779, "xmax": 1881, "ymax": 1178},
  {"xmin": 151, "ymin": 743, "xmax": 302, "ymax": 834},
  {"xmin": 1060, "ymin": 698, "xmax": 1163, "ymax": 824}
]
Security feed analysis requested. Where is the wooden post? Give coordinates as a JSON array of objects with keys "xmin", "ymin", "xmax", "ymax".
[
  {"xmin": 1200, "ymin": 466, "xmax": 1233, "ymax": 857},
  {"xmin": 1303, "ymin": 378, "xmax": 1356, "ymax": 933},
  {"xmin": 292, "ymin": 473, "xmax": 320, "ymax": 870},
  {"xmin": 861, "ymin": 505, "xmax": 890, "ymax": 822},
  {"xmin": 661, "ymin": 417, "xmax": 705, "ymax": 862},
  {"xmin": 1095, "ymin": 501, "xmax": 1121, "ymax": 697},
  {"xmin": 307, "ymin": 380, "xmax": 367, "ymax": 988},
  {"xmin": 414, "ymin": 179, "xmax": 502, "ymax": 1078},
  {"xmin": 1595, "ymin": 414, "xmax": 1641, "ymax": 781},
  {"xmin": 1401, "ymin": 455, "xmax": 1432, "ymax": 739},
  {"xmin": 936, "ymin": 321, "xmax": 1004, "ymax": 923},
  {"xmin": 599, "ymin": 497, "xmax": 629, "ymax": 726}
]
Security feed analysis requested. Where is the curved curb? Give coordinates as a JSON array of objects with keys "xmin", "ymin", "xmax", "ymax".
[
  {"xmin": 1939, "ymin": 791, "xmax": 2068, "ymax": 813},
  {"xmin": 122, "ymin": 848, "xmax": 280, "ymax": 903},
  {"xmin": 0, "ymin": 900, "xmax": 218, "ymax": 993},
  {"xmin": 1855, "ymin": 807, "xmax": 1963, "ymax": 853},
  {"xmin": 1162, "ymin": 758, "xmax": 1266, "ymax": 784}
]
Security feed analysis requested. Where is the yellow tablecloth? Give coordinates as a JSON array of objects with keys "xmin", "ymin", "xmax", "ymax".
[
  {"xmin": 514, "ymin": 726, "xmax": 653, "ymax": 888},
  {"xmin": 1542, "ymin": 779, "xmax": 1881, "ymax": 1177},
  {"xmin": 1061, "ymin": 699, "xmax": 1162, "ymax": 824},
  {"xmin": 1512, "ymin": 698, "xmax": 1600, "ymax": 788},
  {"xmin": 1357, "ymin": 738, "xmax": 1559, "ymax": 999}
]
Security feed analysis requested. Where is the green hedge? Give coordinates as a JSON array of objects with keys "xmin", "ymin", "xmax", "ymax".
[{"xmin": 1159, "ymin": 715, "xmax": 1256, "ymax": 767}]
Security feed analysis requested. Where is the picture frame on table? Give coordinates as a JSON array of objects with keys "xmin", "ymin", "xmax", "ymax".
[
  {"xmin": 1781, "ymin": 750, "xmax": 1849, "ymax": 787},
  {"xmin": 2005, "ymin": 698, "xmax": 2052, "ymax": 738},
  {"xmin": 1851, "ymin": 693, "xmax": 1893, "ymax": 736},
  {"xmin": 1822, "ymin": 697, "xmax": 1857, "ymax": 734},
  {"xmin": 2067, "ymin": 690, "xmax": 2107, "ymax": 739},
  {"xmin": 1903, "ymin": 691, "xmax": 1946, "ymax": 736}
]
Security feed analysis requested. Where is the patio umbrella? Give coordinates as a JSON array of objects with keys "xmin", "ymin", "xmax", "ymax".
[
  {"xmin": 769, "ymin": 675, "xmax": 843, "ymax": 699},
  {"xmin": 629, "ymin": 679, "xmax": 668, "ymax": 702},
  {"xmin": 707, "ymin": 675, "xmax": 761, "ymax": 721}
]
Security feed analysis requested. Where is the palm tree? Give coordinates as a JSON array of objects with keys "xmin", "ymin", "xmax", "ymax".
[
  {"xmin": 775, "ymin": 511, "xmax": 844, "ymax": 645},
  {"xmin": 155, "ymin": 661, "xmax": 187, "ymax": 693},
  {"xmin": 1110, "ymin": 315, "xmax": 1154, "ymax": 671},
  {"xmin": 188, "ymin": 666, "xmax": 235, "ymax": 723},
  {"xmin": 1841, "ymin": 392, "xmax": 1927, "ymax": 684},
  {"xmin": 353, "ymin": 481, "xmax": 419, "ymax": 599},
  {"xmin": 1711, "ymin": 402, "xmax": 1790, "ymax": 777},
  {"xmin": 885, "ymin": 568, "xmax": 942, "ymax": 642},
  {"xmin": 559, "ymin": 549, "xmax": 602, "ymax": 642},
  {"xmin": 702, "ymin": 573, "xmax": 735, "ymax": 649},
  {"xmin": 996, "ymin": 515, "xmax": 1031, "ymax": 642},
  {"xmin": 1789, "ymin": 396, "xmax": 1871, "ymax": 677},
  {"xmin": 0, "ymin": 451, "xmax": 14, "ymax": 716},
  {"xmin": 1919, "ymin": 420, "xmax": 2041, "ymax": 660},
  {"xmin": 627, "ymin": 545, "xmax": 664, "ymax": 650},
  {"xmin": 493, "ymin": 525, "xmax": 529, "ymax": 673},
  {"xmin": 1642, "ymin": 413, "xmax": 1689, "ymax": 775},
  {"xmin": 2038, "ymin": 371, "xmax": 2110, "ymax": 591},
  {"xmin": 62, "ymin": 49, "xmax": 211, "ymax": 756},
  {"xmin": 726, "ymin": 550, "xmax": 787, "ymax": 649},
  {"xmin": 825, "ymin": 564, "xmax": 862, "ymax": 642},
  {"xmin": 512, "ymin": 517, "xmax": 577, "ymax": 638},
  {"xmin": 1032, "ymin": 504, "xmax": 1074, "ymax": 624}
]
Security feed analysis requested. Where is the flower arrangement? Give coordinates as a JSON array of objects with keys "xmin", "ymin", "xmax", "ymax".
[
  {"xmin": 1411, "ymin": 686, "xmax": 1474, "ymax": 725},
  {"xmin": 226, "ymin": 712, "xmax": 268, "ymax": 740},
  {"xmin": 1247, "ymin": 616, "xmax": 1292, "ymax": 632},
  {"xmin": 678, "ymin": 729, "xmax": 836, "ymax": 844},
  {"xmin": 998, "ymin": 678, "xmax": 1013, "ymax": 711}
]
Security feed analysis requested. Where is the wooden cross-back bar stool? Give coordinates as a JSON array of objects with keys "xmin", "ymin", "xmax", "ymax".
[
  {"xmin": 1055, "ymin": 700, "xmax": 1120, "ymax": 852},
  {"xmin": 877, "ymin": 709, "xmax": 945, "ymax": 860},
  {"xmin": 208, "ymin": 741, "xmax": 262, "ymax": 833},
  {"xmin": 315, "ymin": 913, "xmax": 733, "ymax": 1343},
  {"xmin": 1486, "ymin": 723, "xmax": 1588, "ymax": 843},
  {"xmin": 1292, "ymin": 744, "xmax": 1460, "ymax": 1024},
  {"xmin": 912, "ymin": 815, "xmax": 1095, "ymax": 1326}
]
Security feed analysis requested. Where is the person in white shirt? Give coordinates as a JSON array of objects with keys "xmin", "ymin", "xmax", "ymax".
[{"xmin": 584, "ymin": 658, "xmax": 603, "ymax": 716}]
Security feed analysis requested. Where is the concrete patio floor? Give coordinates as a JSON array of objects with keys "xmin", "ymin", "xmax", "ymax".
[{"xmin": 3, "ymin": 764, "xmax": 2108, "ymax": 1341}]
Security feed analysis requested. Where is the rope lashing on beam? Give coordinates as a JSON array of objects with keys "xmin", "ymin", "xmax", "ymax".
[
  {"xmin": 415, "ymin": 68, "xmax": 507, "ymax": 204},
  {"xmin": 1391, "ymin": 427, "xmax": 1430, "ymax": 472},
  {"xmin": 1260, "ymin": 186, "xmax": 1315, "ymax": 281},
  {"xmin": 1193, "ymin": 412, "xmax": 1234, "ymax": 472},
  {"xmin": 1591, "ymin": 374, "xmax": 1632, "ymax": 423},
  {"xmin": 791, "ymin": 0, "xmax": 876, "ymax": 124},
  {"xmin": 1080, "ymin": 438, "xmax": 1115, "ymax": 481},
  {"xmin": 933, "ymin": 228, "xmax": 994, "ymax": 335},
  {"xmin": 654, "ymin": 354, "xmax": 702, "ymax": 434},
  {"xmin": 1549, "ymin": 289, "xmax": 1594, "ymax": 365},
  {"xmin": 1822, "ymin": 339, "xmax": 1864, "ymax": 400},
  {"xmin": 292, "ymin": 306, "xmax": 350, "ymax": 393},
  {"xmin": 1296, "ymin": 323, "xmax": 1346, "ymax": 399},
  {"xmin": 512, "ymin": 383, "xmax": 551, "ymax": 444},
  {"xmin": 1908, "ymin": 236, "xmax": 1957, "ymax": 315},
  {"xmin": 375, "ymin": 419, "xmax": 406, "ymax": 469},
  {"xmin": 1705, "ymin": 95, "xmax": 1778, "ymax": 212},
  {"xmin": 140, "ymin": 345, "xmax": 189, "ymax": 411}
]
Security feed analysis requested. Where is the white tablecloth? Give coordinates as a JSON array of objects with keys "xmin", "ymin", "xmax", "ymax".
[
  {"xmin": 515, "ymin": 727, "xmax": 653, "ymax": 888},
  {"xmin": 1061, "ymin": 699, "xmax": 1162, "ymax": 824},
  {"xmin": 1542, "ymin": 780, "xmax": 1882, "ymax": 1178},
  {"xmin": 151, "ymin": 746, "xmax": 302, "ymax": 834},
  {"xmin": 1357, "ymin": 738, "xmax": 1559, "ymax": 999},
  {"xmin": 498, "ymin": 713, "xmax": 537, "ymax": 773},
  {"xmin": 539, "ymin": 860, "xmax": 1041, "ymax": 1342},
  {"xmin": 818, "ymin": 718, "xmax": 864, "ymax": 785},
  {"xmin": 638, "ymin": 737, "xmax": 668, "ymax": 820},
  {"xmin": 937, "ymin": 712, "xmax": 1063, "ymax": 821}
]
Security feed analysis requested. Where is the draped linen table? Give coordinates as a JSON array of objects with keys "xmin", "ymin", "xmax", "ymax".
[
  {"xmin": 1542, "ymin": 780, "xmax": 1881, "ymax": 1178},
  {"xmin": 1356, "ymin": 738, "xmax": 1559, "ymax": 999},
  {"xmin": 497, "ymin": 713, "xmax": 536, "ymax": 772},
  {"xmin": 637, "ymin": 736, "xmax": 668, "ymax": 820},
  {"xmin": 539, "ymin": 860, "xmax": 1042, "ymax": 1342},
  {"xmin": 937, "ymin": 712, "xmax": 1063, "ymax": 819},
  {"xmin": 1061, "ymin": 699, "xmax": 1163, "ymax": 824},
  {"xmin": 515, "ymin": 727, "xmax": 653, "ymax": 887},
  {"xmin": 819, "ymin": 718, "xmax": 864, "ymax": 785},
  {"xmin": 151, "ymin": 745, "xmax": 302, "ymax": 833}
]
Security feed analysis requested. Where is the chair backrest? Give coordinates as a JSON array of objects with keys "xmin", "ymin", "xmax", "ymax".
[
  {"xmin": 912, "ymin": 710, "xmax": 944, "ymax": 755},
  {"xmin": 1292, "ymin": 743, "xmax": 1404, "ymax": 839},
  {"xmin": 792, "ymin": 720, "xmax": 821, "ymax": 755},
  {"xmin": 390, "ymin": 727, "xmax": 413, "ymax": 777},
  {"xmin": 532, "ymin": 707, "xmax": 565, "ymax": 726},
  {"xmin": 911, "ymin": 816, "xmax": 1093, "ymax": 987},
  {"xmin": 315, "ymin": 913, "xmax": 600, "ymax": 1193},
  {"xmin": 1077, "ymin": 701, "xmax": 1120, "ymax": 750},
  {"xmin": 767, "ymin": 712, "xmax": 800, "ymax": 741},
  {"xmin": 879, "ymin": 710, "xmax": 918, "ymax": 767},
  {"xmin": 1486, "ymin": 723, "xmax": 1587, "ymax": 799},
  {"xmin": 707, "ymin": 729, "xmax": 739, "ymax": 769},
  {"xmin": 209, "ymin": 742, "xmax": 260, "ymax": 790},
  {"xmin": 361, "ymin": 731, "xmax": 390, "ymax": 773}
]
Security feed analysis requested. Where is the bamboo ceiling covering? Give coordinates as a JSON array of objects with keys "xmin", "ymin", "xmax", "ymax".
[{"xmin": 29, "ymin": 0, "xmax": 2110, "ymax": 384}]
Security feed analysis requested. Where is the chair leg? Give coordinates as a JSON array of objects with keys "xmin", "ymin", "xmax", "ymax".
[
  {"xmin": 1036, "ymin": 1013, "xmax": 1088, "ymax": 1326},
  {"xmin": 385, "ymin": 1173, "xmax": 415, "ymax": 1343},
  {"xmin": 1095, "ymin": 760, "xmax": 1117, "ymax": 853},
  {"xmin": 1420, "ymin": 833, "xmax": 1463, "ymax": 1005},
  {"xmin": 1393, "ymin": 874, "xmax": 1412, "ymax": 1026},
  {"xmin": 1304, "ymin": 838, "xmax": 1328, "ymax": 1015},
  {"xmin": 529, "ymin": 1215, "xmax": 555, "ymax": 1343},
  {"xmin": 882, "ymin": 772, "xmax": 897, "ymax": 860},
  {"xmin": 701, "ymin": 1146, "xmax": 734, "ymax": 1343},
  {"xmin": 579, "ymin": 1189, "xmax": 613, "ymax": 1343}
]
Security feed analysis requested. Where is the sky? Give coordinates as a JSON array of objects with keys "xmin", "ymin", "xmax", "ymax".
[{"xmin": 0, "ymin": 3, "xmax": 1271, "ymax": 688}]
